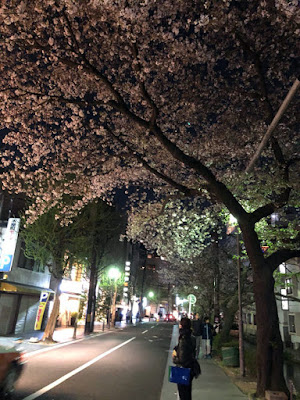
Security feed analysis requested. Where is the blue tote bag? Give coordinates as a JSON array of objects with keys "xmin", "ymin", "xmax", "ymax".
[{"xmin": 168, "ymin": 366, "xmax": 191, "ymax": 385}]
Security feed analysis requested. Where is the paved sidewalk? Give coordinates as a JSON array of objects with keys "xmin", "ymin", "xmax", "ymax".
[
  {"xmin": 0, "ymin": 322, "xmax": 125, "ymax": 353},
  {"xmin": 160, "ymin": 325, "xmax": 247, "ymax": 400}
]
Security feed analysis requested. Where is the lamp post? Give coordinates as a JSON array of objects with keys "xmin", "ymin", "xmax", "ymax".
[
  {"xmin": 148, "ymin": 291, "xmax": 154, "ymax": 321},
  {"xmin": 229, "ymin": 215, "xmax": 245, "ymax": 377},
  {"xmin": 108, "ymin": 267, "xmax": 121, "ymax": 327}
]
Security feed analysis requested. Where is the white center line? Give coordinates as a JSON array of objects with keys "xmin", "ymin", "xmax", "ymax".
[
  {"xmin": 22, "ymin": 337, "xmax": 136, "ymax": 400},
  {"xmin": 142, "ymin": 330, "xmax": 148, "ymax": 334}
]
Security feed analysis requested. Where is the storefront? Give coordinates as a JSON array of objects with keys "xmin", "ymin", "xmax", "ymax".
[
  {"xmin": 57, "ymin": 279, "xmax": 84, "ymax": 326},
  {"xmin": 0, "ymin": 281, "xmax": 54, "ymax": 335}
]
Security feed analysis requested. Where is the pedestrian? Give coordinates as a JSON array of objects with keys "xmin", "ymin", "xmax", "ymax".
[
  {"xmin": 191, "ymin": 313, "xmax": 202, "ymax": 359},
  {"xmin": 126, "ymin": 310, "xmax": 131, "ymax": 324},
  {"xmin": 201, "ymin": 317, "xmax": 213, "ymax": 358},
  {"xmin": 172, "ymin": 317, "xmax": 196, "ymax": 400}
]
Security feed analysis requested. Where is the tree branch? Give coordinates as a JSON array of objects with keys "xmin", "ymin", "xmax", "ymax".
[
  {"xmin": 130, "ymin": 42, "xmax": 159, "ymax": 125},
  {"xmin": 267, "ymin": 249, "xmax": 300, "ymax": 272},
  {"xmin": 275, "ymin": 292, "xmax": 300, "ymax": 304},
  {"xmin": 105, "ymin": 126, "xmax": 203, "ymax": 198},
  {"xmin": 150, "ymin": 123, "xmax": 249, "ymax": 222}
]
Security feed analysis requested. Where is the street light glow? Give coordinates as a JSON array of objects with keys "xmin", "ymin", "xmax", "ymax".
[
  {"xmin": 148, "ymin": 291, "xmax": 154, "ymax": 298},
  {"xmin": 108, "ymin": 267, "xmax": 120, "ymax": 280}
]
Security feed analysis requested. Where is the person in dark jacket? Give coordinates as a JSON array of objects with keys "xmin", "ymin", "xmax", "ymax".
[
  {"xmin": 173, "ymin": 317, "xmax": 196, "ymax": 400},
  {"xmin": 202, "ymin": 317, "xmax": 214, "ymax": 358},
  {"xmin": 192, "ymin": 313, "xmax": 202, "ymax": 359}
]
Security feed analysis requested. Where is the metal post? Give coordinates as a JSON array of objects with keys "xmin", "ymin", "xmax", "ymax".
[
  {"xmin": 237, "ymin": 230, "xmax": 245, "ymax": 376},
  {"xmin": 72, "ymin": 320, "xmax": 77, "ymax": 340}
]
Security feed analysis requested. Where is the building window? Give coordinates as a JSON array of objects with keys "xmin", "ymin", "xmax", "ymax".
[
  {"xmin": 285, "ymin": 278, "xmax": 293, "ymax": 295},
  {"xmin": 281, "ymin": 288, "xmax": 289, "ymax": 310},
  {"xmin": 279, "ymin": 263, "xmax": 286, "ymax": 274},
  {"xmin": 18, "ymin": 248, "xmax": 35, "ymax": 271},
  {"xmin": 289, "ymin": 315, "xmax": 296, "ymax": 333},
  {"xmin": 247, "ymin": 313, "xmax": 252, "ymax": 324},
  {"xmin": 242, "ymin": 312, "xmax": 247, "ymax": 323}
]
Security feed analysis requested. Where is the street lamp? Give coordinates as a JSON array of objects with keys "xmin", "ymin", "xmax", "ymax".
[
  {"xmin": 148, "ymin": 291, "xmax": 154, "ymax": 298},
  {"xmin": 108, "ymin": 267, "xmax": 121, "ymax": 327},
  {"xmin": 229, "ymin": 215, "xmax": 245, "ymax": 377}
]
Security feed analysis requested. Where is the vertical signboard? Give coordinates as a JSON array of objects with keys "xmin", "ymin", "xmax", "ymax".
[
  {"xmin": 34, "ymin": 291, "xmax": 50, "ymax": 330},
  {"xmin": 0, "ymin": 218, "xmax": 20, "ymax": 272}
]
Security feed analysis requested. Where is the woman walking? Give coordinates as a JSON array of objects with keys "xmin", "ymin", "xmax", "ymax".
[{"xmin": 173, "ymin": 317, "xmax": 197, "ymax": 400}]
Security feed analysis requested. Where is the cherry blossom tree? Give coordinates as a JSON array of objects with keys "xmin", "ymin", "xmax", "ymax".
[{"xmin": 0, "ymin": 0, "xmax": 299, "ymax": 395}]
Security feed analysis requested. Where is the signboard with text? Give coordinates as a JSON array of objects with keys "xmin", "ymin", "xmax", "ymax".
[
  {"xmin": 0, "ymin": 218, "xmax": 20, "ymax": 272},
  {"xmin": 34, "ymin": 291, "xmax": 50, "ymax": 330}
]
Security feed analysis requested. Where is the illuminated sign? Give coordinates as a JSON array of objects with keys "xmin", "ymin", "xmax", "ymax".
[
  {"xmin": 0, "ymin": 218, "xmax": 20, "ymax": 272},
  {"xmin": 34, "ymin": 291, "xmax": 50, "ymax": 330}
]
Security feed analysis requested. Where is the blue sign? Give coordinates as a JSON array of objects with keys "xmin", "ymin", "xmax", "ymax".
[{"xmin": 0, "ymin": 255, "xmax": 13, "ymax": 272}]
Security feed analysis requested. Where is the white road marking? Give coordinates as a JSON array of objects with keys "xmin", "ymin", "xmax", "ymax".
[
  {"xmin": 22, "ymin": 337, "xmax": 136, "ymax": 400},
  {"xmin": 150, "ymin": 326, "xmax": 155, "ymax": 329},
  {"xmin": 26, "ymin": 332, "xmax": 107, "ymax": 358},
  {"xmin": 142, "ymin": 330, "xmax": 148, "ymax": 334}
]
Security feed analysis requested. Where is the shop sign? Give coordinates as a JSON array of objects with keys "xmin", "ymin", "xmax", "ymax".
[{"xmin": 0, "ymin": 218, "xmax": 20, "ymax": 272}]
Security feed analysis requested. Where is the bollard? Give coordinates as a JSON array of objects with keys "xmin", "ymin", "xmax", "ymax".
[
  {"xmin": 73, "ymin": 320, "xmax": 77, "ymax": 340},
  {"xmin": 102, "ymin": 321, "xmax": 105, "ymax": 331},
  {"xmin": 265, "ymin": 391, "xmax": 288, "ymax": 400}
]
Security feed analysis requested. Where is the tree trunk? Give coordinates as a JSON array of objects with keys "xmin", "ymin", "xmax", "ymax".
[
  {"xmin": 42, "ymin": 277, "xmax": 61, "ymax": 342},
  {"xmin": 84, "ymin": 202, "xmax": 98, "ymax": 335},
  {"xmin": 85, "ymin": 250, "xmax": 97, "ymax": 334},
  {"xmin": 241, "ymin": 226, "xmax": 288, "ymax": 397},
  {"xmin": 212, "ymin": 231, "xmax": 220, "ymax": 319},
  {"xmin": 253, "ymin": 264, "xmax": 287, "ymax": 396},
  {"xmin": 111, "ymin": 283, "xmax": 118, "ymax": 326},
  {"xmin": 219, "ymin": 294, "xmax": 238, "ymax": 344}
]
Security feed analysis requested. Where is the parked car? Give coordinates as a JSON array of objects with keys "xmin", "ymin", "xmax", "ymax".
[
  {"xmin": 164, "ymin": 313, "xmax": 176, "ymax": 322},
  {"xmin": 0, "ymin": 344, "xmax": 25, "ymax": 398}
]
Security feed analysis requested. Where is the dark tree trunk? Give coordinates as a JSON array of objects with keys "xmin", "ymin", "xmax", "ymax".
[
  {"xmin": 89, "ymin": 274, "xmax": 97, "ymax": 332},
  {"xmin": 212, "ymin": 231, "xmax": 220, "ymax": 319},
  {"xmin": 253, "ymin": 264, "xmax": 287, "ymax": 396},
  {"xmin": 241, "ymin": 225, "xmax": 288, "ymax": 397},
  {"xmin": 85, "ymin": 202, "xmax": 98, "ymax": 335},
  {"xmin": 85, "ymin": 250, "xmax": 97, "ymax": 334},
  {"xmin": 219, "ymin": 294, "xmax": 238, "ymax": 344}
]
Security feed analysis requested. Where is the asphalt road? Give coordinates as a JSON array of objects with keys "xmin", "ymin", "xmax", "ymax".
[{"xmin": 14, "ymin": 322, "xmax": 174, "ymax": 400}]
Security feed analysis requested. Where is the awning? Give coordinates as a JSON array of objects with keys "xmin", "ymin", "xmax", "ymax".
[{"xmin": 0, "ymin": 281, "xmax": 55, "ymax": 296}]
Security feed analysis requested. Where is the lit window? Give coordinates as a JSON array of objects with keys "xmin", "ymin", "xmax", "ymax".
[
  {"xmin": 289, "ymin": 315, "xmax": 296, "ymax": 333},
  {"xmin": 281, "ymin": 289, "xmax": 289, "ymax": 310},
  {"xmin": 279, "ymin": 263, "xmax": 286, "ymax": 274}
]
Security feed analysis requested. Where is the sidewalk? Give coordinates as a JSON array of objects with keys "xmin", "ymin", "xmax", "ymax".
[
  {"xmin": 160, "ymin": 325, "xmax": 248, "ymax": 400},
  {"xmin": 0, "ymin": 322, "xmax": 124, "ymax": 354}
]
